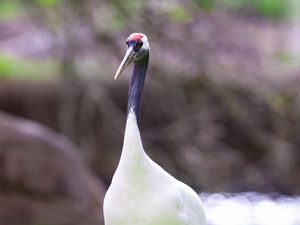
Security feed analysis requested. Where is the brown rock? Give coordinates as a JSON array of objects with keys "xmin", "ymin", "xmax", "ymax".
[{"xmin": 0, "ymin": 112, "xmax": 104, "ymax": 225}]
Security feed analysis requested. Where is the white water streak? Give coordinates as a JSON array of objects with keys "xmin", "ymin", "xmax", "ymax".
[{"xmin": 200, "ymin": 193, "xmax": 300, "ymax": 225}]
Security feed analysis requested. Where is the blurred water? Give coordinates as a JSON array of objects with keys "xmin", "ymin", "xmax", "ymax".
[{"xmin": 200, "ymin": 192, "xmax": 300, "ymax": 225}]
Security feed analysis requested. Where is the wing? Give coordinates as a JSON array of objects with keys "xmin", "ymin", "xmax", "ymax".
[{"xmin": 176, "ymin": 181, "xmax": 206, "ymax": 225}]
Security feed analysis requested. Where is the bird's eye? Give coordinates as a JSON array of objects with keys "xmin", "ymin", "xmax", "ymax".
[
  {"xmin": 135, "ymin": 41, "xmax": 143, "ymax": 49},
  {"xmin": 126, "ymin": 40, "xmax": 129, "ymax": 45}
]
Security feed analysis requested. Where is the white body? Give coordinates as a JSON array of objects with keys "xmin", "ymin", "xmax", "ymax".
[{"xmin": 103, "ymin": 111, "xmax": 206, "ymax": 225}]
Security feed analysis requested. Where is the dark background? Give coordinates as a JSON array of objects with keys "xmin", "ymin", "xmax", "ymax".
[{"xmin": 0, "ymin": 0, "xmax": 299, "ymax": 225}]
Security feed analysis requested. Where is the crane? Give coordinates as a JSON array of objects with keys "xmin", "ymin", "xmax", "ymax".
[{"xmin": 103, "ymin": 33, "xmax": 206, "ymax": 225}]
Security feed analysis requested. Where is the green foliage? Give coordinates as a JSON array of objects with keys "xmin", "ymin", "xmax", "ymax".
[
  {"xmin": 0, "ymin": 0, "xmax": 20, "ymax": 20},
  {"xmin": 168, "ymin": 6, "xmax": 192, "ymax": 23},
  {"xmin": 268, "ymin": 94, "xmax": 290, "ymax": 113},
  {"xmin": 254, "ymin": 0, "xmax": 290, "ymax": 19},
  {"xmin": 0, "ymin": 54, "xmax": 59, "ymax": 79},
  {"xmin": 203, "ymin": 0, "xmax": 291, "ymax": 20},
  {"xmin": 0, "ymin": 55, "xmax": 12, "ymax": 77},
  {"xmin": 34, "ymin": 0, "xmax": 58, "ymax": 7},
  {"xmin": 273, "ymin": 49, "xmax": 295, "ymax": 63},
  {"xmin": 194, "ymin": 0, "xmax": 216, "ymax": 11}
]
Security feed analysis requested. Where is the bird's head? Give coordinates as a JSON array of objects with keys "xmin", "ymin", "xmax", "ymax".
[{"xmin": 114, "ymin": 33, "xmax": 149, "ymax": 80}]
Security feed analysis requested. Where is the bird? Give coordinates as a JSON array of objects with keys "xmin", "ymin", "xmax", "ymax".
[{"xmin": 103, "ymin": 33, "xmax": 206, "ymax": 225}]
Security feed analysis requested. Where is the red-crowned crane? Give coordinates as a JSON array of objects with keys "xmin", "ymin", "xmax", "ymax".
[{"xmin": 103, "ymin": 33, "xmax": 206, "ymax": 225}]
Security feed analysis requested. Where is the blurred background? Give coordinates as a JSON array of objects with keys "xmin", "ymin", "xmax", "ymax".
[{"xmin": 0, "ymin": 0, "xmax": 300, "ymax": 225}]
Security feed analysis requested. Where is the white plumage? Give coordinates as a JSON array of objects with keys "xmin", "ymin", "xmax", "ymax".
[{"xmin": 103, "ymin": 33, "xmax": 206, "ymax": 225}]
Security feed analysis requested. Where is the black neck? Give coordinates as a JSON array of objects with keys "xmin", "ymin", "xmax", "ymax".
[{"xmin": 127, "ymin": 53, "xmax": 149, "ymax": 126}]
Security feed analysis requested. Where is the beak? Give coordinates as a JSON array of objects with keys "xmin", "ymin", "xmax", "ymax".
[{"xmin": 114, "ymin": 46, "xmax": 135, "ymax": 80}]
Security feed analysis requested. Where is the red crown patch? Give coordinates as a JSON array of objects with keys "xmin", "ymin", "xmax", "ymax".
[{"xmin": 127, "ymin": 33, "xmax": 144, "ymax": 42}]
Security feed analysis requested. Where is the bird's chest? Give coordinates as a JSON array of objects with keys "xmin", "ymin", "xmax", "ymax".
[{"xmin": 104, "ymin": 164, "xmax": 183, "ymax": 225}]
